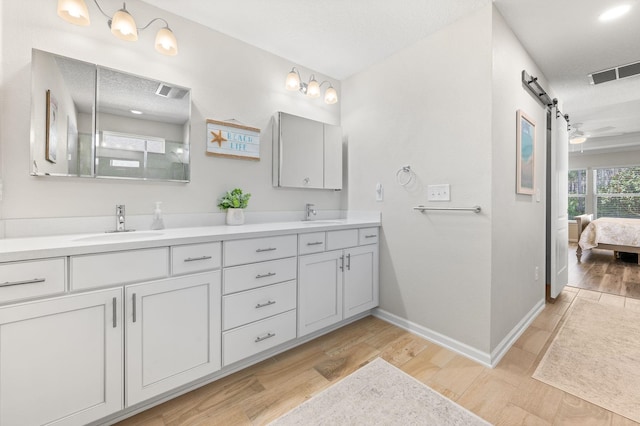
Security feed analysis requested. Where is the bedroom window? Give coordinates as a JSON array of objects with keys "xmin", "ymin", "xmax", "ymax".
[
  {"xmin": 568, "ymin": 169, "xmax": 587, "ymax": 220},
  {"xmin": 594, "ymin": 166, "xmax": 640, "ymax": 218}
]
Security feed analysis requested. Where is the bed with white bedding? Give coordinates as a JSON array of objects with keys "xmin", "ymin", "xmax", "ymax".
[{"xmin": 576, "ymin": 214, "xmax": 640, "ymax": 264}]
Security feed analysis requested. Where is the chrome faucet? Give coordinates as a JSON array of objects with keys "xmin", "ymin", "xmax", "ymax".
[
  {"xmin": 115, "ymin": 204, "xmax": 127, "ymax": 232},
  {"xmin": 305, "ymin": 203, "xmax": 317, "ymax": 221}
]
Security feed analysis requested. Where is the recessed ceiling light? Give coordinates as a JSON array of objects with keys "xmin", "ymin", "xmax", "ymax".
[
  {"xmin": 599, "ymin": 4, "xmax": 631, "ymax": 21},
  {"xmin": 130, "ymin": 109, "xmax": 143, "ymax": 115}
]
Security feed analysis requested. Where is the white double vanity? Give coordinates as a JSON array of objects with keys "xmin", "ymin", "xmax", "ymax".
[{"xmin": 0, "ymin": 218, "xmax": 379, "ymax": 425}]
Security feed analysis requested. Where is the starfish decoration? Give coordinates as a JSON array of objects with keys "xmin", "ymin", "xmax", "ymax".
[{"xmin": 210, "ymin": 130, "xmax": 227, "ymax": 147}]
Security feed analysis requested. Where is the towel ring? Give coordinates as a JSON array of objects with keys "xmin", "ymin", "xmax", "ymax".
[{"xmin": 396, "ymin": 165, "xmax": 414, "ymax": 186}]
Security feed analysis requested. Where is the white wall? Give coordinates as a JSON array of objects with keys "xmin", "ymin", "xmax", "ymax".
[
  {"xmin": 0, "ymin": 0, "xmax": 342, "ymax": 223},
  {"xmin": 569, "ymin": 147, "xmax": 640, "ymax": 169},
  {"xmin": 343, "ymin": 6, "xmax": 494, "ymax": 353},
  {"xmin": 489, "ymin": 8, "xmax": 546, "ymax": 352}
]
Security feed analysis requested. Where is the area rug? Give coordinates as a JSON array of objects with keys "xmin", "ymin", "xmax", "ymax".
[
  {"xmin": 270, "ymin": 357, "xmax": 489, "ymax": 425},
  {"xmin": 533, "ymin": 298, "xmax": 640, "ymax": 423}
]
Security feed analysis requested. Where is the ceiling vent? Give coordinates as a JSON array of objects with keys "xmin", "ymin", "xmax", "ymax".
[
  {"xmin": 588, "ymin": 60, "xmax": 640, "ymax": 85},
  {"xmin": 155, "ymin": 83, "xmax": 188, "ymax": 99}
]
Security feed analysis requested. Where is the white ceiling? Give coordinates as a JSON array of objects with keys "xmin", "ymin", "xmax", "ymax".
[{"xmin": 142, "ymin": 0, "xmax": 640, "ymax": 151}]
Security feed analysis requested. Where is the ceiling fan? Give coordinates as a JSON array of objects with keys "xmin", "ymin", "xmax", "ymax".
[{"xmin": 569, "ymin": 123, "xmax": 619, "ymax": 144}]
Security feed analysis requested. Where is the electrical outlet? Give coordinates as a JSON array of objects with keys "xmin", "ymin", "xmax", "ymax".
[
  {"xmin": 534, "ymin": 266, "xmax": 539, "ymax": 280},
  {"xmin": 427, "ymin": 184, "xmax": 450, "ymax": 201}
]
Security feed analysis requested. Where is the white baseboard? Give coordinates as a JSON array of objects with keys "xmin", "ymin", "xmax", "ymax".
[
  {"xmin": 373, "ymin": 298, "xmax": 545, "ymax": 368},
  {"xmin": 489, "ymin": 299, "xmax": 545, "ymax": 367},
  {"xmin": 372, "ymin": 308, "xmax": 493, "ymax": 367}
]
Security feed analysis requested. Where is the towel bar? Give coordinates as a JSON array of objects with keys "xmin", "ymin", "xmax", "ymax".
[{"xmin": 413, "ymin": 205, "xmax": 481, "ymax": 213}]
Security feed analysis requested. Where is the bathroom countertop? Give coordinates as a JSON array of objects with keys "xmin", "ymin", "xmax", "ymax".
[{"xmin": 0, "ymin": 217, "xmax": 381, "ymax": 263}]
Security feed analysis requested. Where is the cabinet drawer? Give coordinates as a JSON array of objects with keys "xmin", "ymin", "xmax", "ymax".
[
  {"xmin": 326, "ymin": 229, "xmax": 358, "ymax": 250},
  {"xmin": 223, "ymin": 280, "xmax": 296, "ymax": 330},
  {"xmin": 0, "ymin": 258, "xmax": 66, "ymax": 304},
  {"xmin": 298, "ymin": 232, "xmax": 326, "ymax": 255},
  {"xmin": 70, "ymin": 248, "xmax": 169, "ymax": 291},
  {"xmin": 224, "ymin": 235, "xmax": 297, "ymax": 267},
  {"xmin": 358, "ymin": 228, "xmax": 379, "ymax": 245},
  {"xmin": 223, "ymin": 309, "xmax": 296, "ymax": 366},
  {"xmin": 172, "ymin": 242, "xmax": 221, "ymax": 276},
  {"xmin": 223, "ymin": 257, "xmax": 296, "ymax": 294}
]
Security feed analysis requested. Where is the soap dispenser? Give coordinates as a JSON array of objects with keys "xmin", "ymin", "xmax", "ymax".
[{"xmin": 151, "ymin": 202, "xmax": 165, "ymax": 230}]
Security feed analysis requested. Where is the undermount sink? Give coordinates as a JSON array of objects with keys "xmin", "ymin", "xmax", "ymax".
[
  {"xmin": 73, "ymin": 231, "xmax": 164, "ymax": 242},
  {"xmin": 300, "ymin": 220, "xmax": 344, "ymax": 225}
]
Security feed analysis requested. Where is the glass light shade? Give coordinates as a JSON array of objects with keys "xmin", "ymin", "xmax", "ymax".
[
  {"xmin": 570, "ymin": 136, "xmax": 587, "ymax": 145},
  {"xmin": 57, "ymin": 0, "xmax": 90, "ymax": 26},
  {"xmin": 155, "ymin": 27, "xmax": 178, "ymax": 56},
  {"xmin": 324, "ymin": 86, "xmax": 338, "ymax": 104},
  {"xmin": 307, "ymin": 78, "xmax": 320, "ymax": 98},
  {"xmin": 285, "ymin": 70, "xmax": 300, "ymax": 91},
  {"xmin": 111, "ymin": 9, "xmax": 138, "ymax": 41}
]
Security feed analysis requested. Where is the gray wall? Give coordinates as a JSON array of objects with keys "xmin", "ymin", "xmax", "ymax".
[
  {"xmin": 343, "ymin": 6, "xmax": 494, "ymax": 354},
  {"xmin": 0, "ymin": 0, "xmax": 342, "ymax": 221},
  {"xmin": 343, "ymin": 4, "xmax": 548, "ymax": 359},
  {"xmin": 489, "ymin": 8, "xmax": 547, "ymax": 353}
]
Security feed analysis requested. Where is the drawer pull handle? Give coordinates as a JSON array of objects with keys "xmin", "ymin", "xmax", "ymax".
[
  {"xmin": 256, "ymin": 247, "xmax": 277, "ymax": 253},
  {"xmin": 113, "ymin": 297, "xmax": 117, "ymax": 328},
  {"xmin": 256, "ymin": 272, "xmax": 276, "ymax": 279},
  {"xmin": 0, "ymin": 278, "xmax": 46, "ymax": 287},
  {"xmin": 255, "ymin": 300, "xmax": 276, "ymax": 309},
  {"xmin": 346, "ymin": 253, "xmax": 351, "ymax": 271},
  {"xmin": 184, "ymin": 255, "xmax": 213, "ymax": 262},
  {"xmin": 255, "ymin": 332, "xmax": 276, "ymax": 343},
  {"xmin": 307, "ymin": 241, "xmax": 324, "ymax": 246},
  {"xmin": 365, "ymin": 234, "xmax": 377, "ymax": 238},
  {"xmin": 132, "ymin": 293, "xmax": 137, "ymax": 323},
  {"xmin": 339, "ymin": 255, "xmax": 345, "ymax": 271}
]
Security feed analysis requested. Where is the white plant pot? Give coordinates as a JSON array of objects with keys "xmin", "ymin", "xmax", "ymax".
[{"xmin": 226, "ymin": 208, "xmax": 245, "ymax": 225}]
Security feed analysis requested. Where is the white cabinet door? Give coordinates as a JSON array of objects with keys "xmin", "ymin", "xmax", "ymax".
[
  {"xmin": 298, "ymin": 251, "xmax": 343, "ymax": 336},
  {"xmin": 126, "ymin": 272, "xmax": 221, "ymax": 406},
  {"xmin": 0, "ymin": 288, "xmax": 123, "ymax": 426},
  {"xmin": 344, "ymin": 245, "xmax": 379, "ymax": 318}
]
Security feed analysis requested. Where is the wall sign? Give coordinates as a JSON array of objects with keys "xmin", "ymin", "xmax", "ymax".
[{"xmin": 206, "ymin": 119, "xmax": 260, "ymax": 161}]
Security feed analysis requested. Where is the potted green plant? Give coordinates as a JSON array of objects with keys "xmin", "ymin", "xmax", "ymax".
[{"xmin": 217, "ymin": 188, "xmax": 251, "ymax": 225}]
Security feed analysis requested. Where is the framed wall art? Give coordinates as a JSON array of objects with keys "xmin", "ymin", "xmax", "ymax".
[
  {"xmin": 516, "ymin": 109, "xmax": 535, "ymax": 195},
  {"xmin": 45, "ymin": 89, "xmax": 58, "ymax": 163},
  {"xmin": 206, "ymin": 119, "xmax": 260, "ymax": 161}
]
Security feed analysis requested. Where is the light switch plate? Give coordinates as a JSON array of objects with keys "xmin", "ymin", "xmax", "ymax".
[{"xmin": 427, "ymin": 184, "xmax": 450, "ymax": 201}]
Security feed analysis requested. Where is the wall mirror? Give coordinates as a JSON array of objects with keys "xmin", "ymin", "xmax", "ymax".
[
  {"xmin": 273, "ymin": 112, "xmax": 342, "ymax": 190},
  {"xmin": 30, "ymin": 49, "xmax": 191, "ymax": 182}
]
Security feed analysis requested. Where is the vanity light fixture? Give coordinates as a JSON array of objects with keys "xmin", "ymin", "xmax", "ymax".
[
  {"xmin": 285, "ymin": 67, "xmax": 339, "ymax": 104},
  {"xmin": 57, "ymin": 0, "xmax": 178, "ymax": 56}
]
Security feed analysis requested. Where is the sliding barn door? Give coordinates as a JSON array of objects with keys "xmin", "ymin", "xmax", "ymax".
[{"xmin": 548, "ymin": 107, "xmax": 569, "ymax": 298}]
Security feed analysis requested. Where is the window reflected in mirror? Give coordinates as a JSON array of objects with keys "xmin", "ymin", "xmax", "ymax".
[{"xmin": 30, "ymin": 49, "xmax": 191, "ymax": 182}]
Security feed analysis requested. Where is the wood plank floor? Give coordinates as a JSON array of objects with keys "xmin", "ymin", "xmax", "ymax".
[
  {"xmin": 117, "ymin": 286, "xmax": 640, "ymax": 425},
  {"xmin": 569, "ymin": 243, "xmax": 640, "ymax": 299}
]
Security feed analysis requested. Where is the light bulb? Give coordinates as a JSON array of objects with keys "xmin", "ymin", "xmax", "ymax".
[
  {"xmin": 307, "ymin": 78, "xmax": 320, "ymax": 98},
  {"xmin": 285, "ymin": 70, "xmax": 300, "ymax": 91},
  {"xmin": 111, "ymin": 8, "xmax": 138, "ymax": 41},
  {"xmin": 155, "ymin": 27, "xmax": 178, "ymax": 56},
  {"xmin": 57, "ymin": 0, "xmax": 90, "ymax": 26},
  {"xmin": 324, "ymin": 86, "xmax": 338, "ymax": 104}
]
